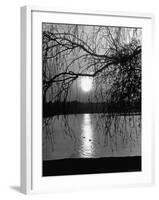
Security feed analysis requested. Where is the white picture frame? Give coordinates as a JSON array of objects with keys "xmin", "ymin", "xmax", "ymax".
[{"xmin": 21, "ymin": 5, "xmax": 154, "ymax": 194}]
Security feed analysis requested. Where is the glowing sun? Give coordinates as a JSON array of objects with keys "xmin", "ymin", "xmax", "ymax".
[{"xmin": 80, "ymin": 77, "xmax": 93, "ymax": 92}]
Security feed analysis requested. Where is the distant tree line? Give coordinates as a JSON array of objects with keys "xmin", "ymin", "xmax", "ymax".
[{"xmin": 43, "ymin": 100, "xmax": 141, "ymax": 117}]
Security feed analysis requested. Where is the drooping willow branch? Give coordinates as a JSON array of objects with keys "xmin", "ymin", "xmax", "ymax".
[{"xmin": 43, "ymin": 47, "xmax": 141, "ymax": 91}]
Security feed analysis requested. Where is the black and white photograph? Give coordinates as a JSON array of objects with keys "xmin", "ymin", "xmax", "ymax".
[{"xmin": 42, "ymin": 22, "xmax": 142, "ymax": 176}]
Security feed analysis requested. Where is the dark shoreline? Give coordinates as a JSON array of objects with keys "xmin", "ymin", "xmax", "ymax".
[
  {"xmin": 43, "ymin": 101, "xmax": 141, "ymax": 118},
  {"xmin": 43, "ymin": 156, "xmax": 141, "ymax": 176}
]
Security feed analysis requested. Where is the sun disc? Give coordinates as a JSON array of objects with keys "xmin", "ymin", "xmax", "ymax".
[{"xmin": 80, "ymin": 77, "xmax": 93, "ymax": 92}]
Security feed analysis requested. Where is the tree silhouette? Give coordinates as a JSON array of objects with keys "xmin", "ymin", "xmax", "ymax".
[{"xmin": 42, "ymin": 24, "xmax": 141, "ymax": 111}]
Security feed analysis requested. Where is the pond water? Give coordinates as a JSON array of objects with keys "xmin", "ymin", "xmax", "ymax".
[{"xmin": 43, "ymin": 114, "xmax": 141, "ymax": 160}]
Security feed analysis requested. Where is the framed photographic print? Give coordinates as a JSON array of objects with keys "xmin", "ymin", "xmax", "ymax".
[{"xmin": 21, "ymin": 6, "xmax": 154, "ymax": 194}]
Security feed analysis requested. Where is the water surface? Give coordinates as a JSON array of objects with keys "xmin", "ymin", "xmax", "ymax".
[{"xmin": 43, "ymin": 114, "xmax": 141, "ymax": 160}]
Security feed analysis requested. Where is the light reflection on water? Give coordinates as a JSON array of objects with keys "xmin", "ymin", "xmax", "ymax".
[
  {"xmin": 43, "ymin": 114, "xmax": 141, "ymax": 160},
  {"xmin": 80, "ymin": 114, "xmax": 95, "ymax": 157}
]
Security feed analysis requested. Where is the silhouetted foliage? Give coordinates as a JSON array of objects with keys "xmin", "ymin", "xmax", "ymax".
[{"xmin": 42, "ymin": 24, "xmax": 141, "ymax": 115}]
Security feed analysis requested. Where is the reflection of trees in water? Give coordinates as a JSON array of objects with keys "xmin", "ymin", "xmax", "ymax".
[
  {"xmin": 43, "ymin": 115, "xmax": 80, "ymax": 152},
  {"xmin": 43, "ymin": 117, "xmax": 55, "ymax": 151},
  {"xmin": 94, "ymin": 114, "xmax": 141, "ymax": 153},
  {"xmin": 43, "ymin": 114, "xmax": 141, "ymax": 154}
]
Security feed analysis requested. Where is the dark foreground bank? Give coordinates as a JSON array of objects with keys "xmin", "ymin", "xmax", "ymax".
[{"xmin": 43, "ymin": 156, "xmax": 141, "ymax": 176}]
